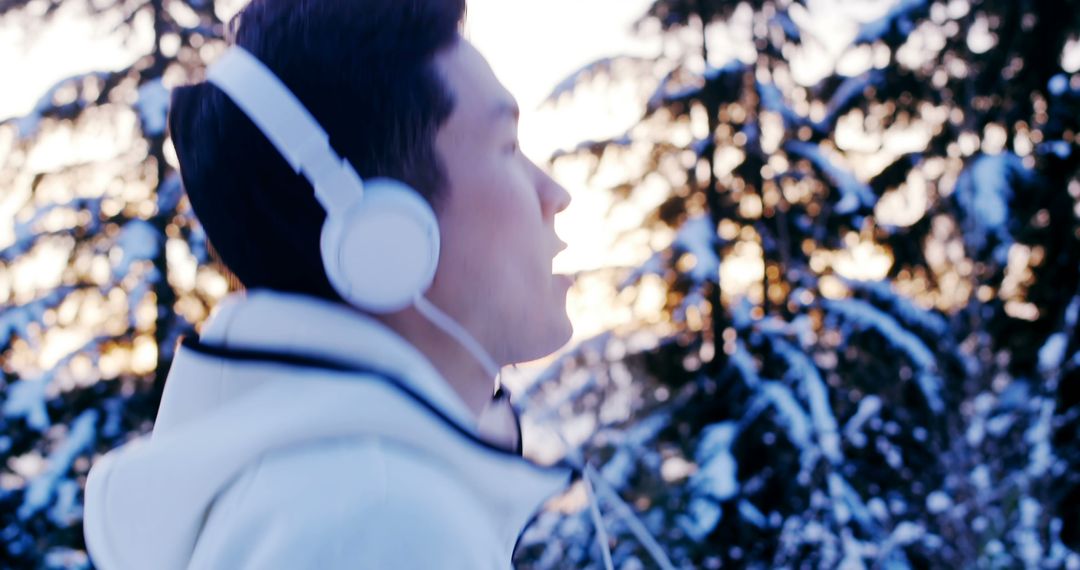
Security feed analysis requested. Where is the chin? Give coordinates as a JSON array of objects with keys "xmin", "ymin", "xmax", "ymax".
[{"xmin": 553, "ymin": 312, "xmax": 573, "ymax": 348}]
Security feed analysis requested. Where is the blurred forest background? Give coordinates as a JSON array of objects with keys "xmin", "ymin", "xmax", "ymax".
[{"xmin": 2, "ymin": 0, "xmax": 1080, "ymax": 568}]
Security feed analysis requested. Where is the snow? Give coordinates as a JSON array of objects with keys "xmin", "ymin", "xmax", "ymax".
[
  {"xmin": 730, "ymin": 339, "xmax": 761, "ymax": 387},
  {"xmin": 619, "ymin": 250, "xmax": 665, "ymax": 290},
  {"xmin": 820, "ymin": 72, "xmax": 884, "ymax": 129},
  {"xmin": 971, "ymin": 464, "xmax": 991, "ymax": 490},
  {"xmin": 7, "ymin": 71, "xmax": 111, "ymax": 139},
  {"xmin": 19, "ymin": 409, "xmax": 98, "ymax": 520},
  {"xmin": 824, "ymin": 298, "xmax": 944, "ymax": 413},
  {"xmin": 854, "ymin": 0, "xmax": 927, "ymax": 45},
  {"xmin": 867, "ymin": 497, "xmax": 889, "ymax": 522},
  {"xmin": 543, "ymin": 56, "xmax": 632, "ymax": 104},
  {"xmin": 738, "ymin": 500, "xmax": 767, "ymax": 528},
  {"xmin": 647, "ymin": 74, "xmax": 699, "ymax": 112},
  {"xmin": 760, "ymin": 381, "xmax": 813, "ymax": 452},
  {"xmin": 843, "ymin": 395, "xmax": 881, "ymax": 448},
  {"xmin": 691, "ymin": 136, "xmax": 711, "ymax": 158},
  {"xmin": 772, "ymin": 11, "xmax": 801, "ymax": 42},
  {"xmin": 970, "ymin": 155, "xmax": 1017, "ymax": 225},
  {"xmin": 1016, "ymin": 497, "xmax": 1044, "ymax": 566},
  {"xmin": 601, "ymin": 449, "xmax": 635, "ymax": 490},
  {"xmin": 43, "ymin": 546, "xmax": 89, "ymax": 569},
  {"xmin": 838, "ymin": 529, "xmax": 867, "ymax": 570},
  {"xmin": 985, "ymin": 413, "xmax": 1015, "ymax": 437},
  {"xmin": 786, "ymin": 141, "xmax": 877, "ymax": 214},
  {"xmin": 10, "ymin": 78, "xmax": 65, "ymax": 139},
  {"xmin": 48, "ymin": 479, "xmax": 82, "ymax": 527},
  {"xmin": 1067, "ymin": 296, "xmax": 1080, "ymax": 331},
  {"xmin": 885, "ymin": 520, "xmax": 924, "ymax": 547},
  {"xmin": 600, "ymin": 414, "xmax": 670, "ymax": 488},
  {"xmin": 791, "ymin": 314, "xmax": 817, "ymax": 347},
  {"xmin": 692, "ymin": 421, "xmax": 740, "ymax": 501},
  {"xmin": 835, "ymin": 474, "xmax": 875, "ymax": 531},
  {"xmin": 1049, "ymin": 74, "xmax": 1069, "ymax": 96},
  {"xmin": 953, "ymin": 153, "xmax": 1030, "ymax": 264},
  {"xmin": 646, "ymin": 62, "xmax": 744, "ymax": 114},
  {"xmin": 4, "ymin": 197, "xmax": 105, "ymax": 264},
  {"xmin": 156, "ymin": 173, "xmax": 184, "ymax": 213},
  {"xmin": 732, "ymin": 296, "xmax": 754, "ymax": 331},
  {"xmin": 1041, "ymin": 141, "xmax": 1072, "ymax": 159},
  {"xmin": 1020, "ymin": 496, "xmax": 1040, "ymax": 527},
  {"xmin": 774, "ymin": 340, "xmax": 842, "ymax": 464},
  {"xmin": 136, "ymin": 79, "xmax": 171, "ymax": 136},
  {"xmin": 113, "ymin": 219, "xmax": 161, "ymax": 276},
  {"xmin": 758, "ymin": 82, "xmax": 804, "ymax": 128},
  {"xmin": 678, "ymin": 498, "xmax": 722, "ymax": 542},
  {"xmin": 619, "ymin": 215, "xmax": 719, "ymax": 290},
  {"xmin": 925, "ymin": 490, "xmax": 952, "ymax": 514},
  {"xmin": 876, "ymin": 432, "xmax": 905, "ymax": 469},
  {"xmin": 126, "ymin": 269, "xmax": 160, "ymax": 327},
  {"xmin": 3, "ymin": 371, "xmax": 54, "ymax": 431},
  {"xmin": 702, "ymin": 61, "xmax": 746, "ymax": 82},
  {"xmin": 1024, "ymin": 397, "xmax": 1055, "ymax": 477},
  {"xmin": 674, "ymin": 290, "xmax": 706, "ymax": 326},
  {"xmin": 1, "ymin": 288, "xmax": 71, "ymax": 348},
  {"xmin": 847, "ymin": 279, "xmax": 948, "ymax": 337},
  {"xmin": 998, "ymin": 380, "xmax": 1030, "ymax": 410},
  {"xmin": 554, "ymin": 131, "xmax": 634, "ymax": 160},
  {"xmin": 673, "ymin": 215, "xmax": 721, "ymax": 283}
]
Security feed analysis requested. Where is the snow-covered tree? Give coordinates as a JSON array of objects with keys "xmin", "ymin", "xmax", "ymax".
[
  {"xmin": 3, "ymin": 0, "xmax": 1079, "ymax": 568},
  {"xmin": 0, "ymin": 0, "xmax": 232, "ymax": 566},
  {"xmin": 512, "ymin": 0, "xmax": 1080, "ymax": 568}
]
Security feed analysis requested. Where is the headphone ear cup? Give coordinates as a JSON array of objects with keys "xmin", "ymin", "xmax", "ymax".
[{"xmin": 320, "ymin": 178, "xmax": 440, "ymax": 313}]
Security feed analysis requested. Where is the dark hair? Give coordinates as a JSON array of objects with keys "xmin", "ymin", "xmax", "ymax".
[{"xmin": 168, "ymin": 0, "xmax": 466, "ymax": 302}]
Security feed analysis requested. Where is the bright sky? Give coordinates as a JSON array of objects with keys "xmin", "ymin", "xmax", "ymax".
[{"xmin": 0, "ymin": 0, "xmax": 655, "ymax": 138}]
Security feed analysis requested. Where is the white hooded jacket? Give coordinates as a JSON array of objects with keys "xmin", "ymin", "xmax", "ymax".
[{"xmin": 82, "ymin": 289, "xmax": 583, "ymax": 569}]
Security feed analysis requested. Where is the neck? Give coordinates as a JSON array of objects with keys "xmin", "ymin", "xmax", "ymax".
[{"xmin": 372, "ymin": 305, "xmax": 496, "ymax": 424}]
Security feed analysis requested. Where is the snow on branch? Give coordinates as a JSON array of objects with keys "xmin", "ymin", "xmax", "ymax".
[
  {"xmin": 952, "ymin": 152, "xmax": 1032, "ymax": 265},
  {"xmin": 823, "ymin": 298, "xmax": 944, "ymax": 414},
  {"xmin": 786, "ymin": 141, "xmax": 878, "ymax": 215}
]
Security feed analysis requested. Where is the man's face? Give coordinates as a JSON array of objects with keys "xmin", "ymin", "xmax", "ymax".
[{"xmin": 428, "ymin": 37, "xmax": 573, "ymax": 365}]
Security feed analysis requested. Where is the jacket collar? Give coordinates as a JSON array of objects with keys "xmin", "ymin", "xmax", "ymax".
[{"xmin": 199, "ymin": 288, "xmax": 479, "ymax": 429}]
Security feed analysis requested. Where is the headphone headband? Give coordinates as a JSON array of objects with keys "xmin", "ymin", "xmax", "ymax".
[{"xmin": 206, "ymin": 46, "xmax": 361, "ymax": 214}]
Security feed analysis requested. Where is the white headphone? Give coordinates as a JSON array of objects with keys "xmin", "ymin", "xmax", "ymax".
[
  {"xmin": 205, "ymin": 45, "xmax": 500, "ymax": 380},
  {"xmin": 206, "ymin": 45, "xmax": 438, "ymax": 313}
]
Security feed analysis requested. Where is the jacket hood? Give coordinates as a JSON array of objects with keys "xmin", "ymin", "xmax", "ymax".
[{"xmin": 82, "ymin": 289, "xmax": 576, "ymax": 570}]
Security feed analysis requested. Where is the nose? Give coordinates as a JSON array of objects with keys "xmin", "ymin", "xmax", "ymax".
[{"xmin": 534, "ymin": 161, "xmax": 571, "ymax": 220}]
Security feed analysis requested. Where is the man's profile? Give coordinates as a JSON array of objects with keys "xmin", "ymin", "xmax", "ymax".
[{"xmin": 79, "ymin": 0, "xmax": 606, "ymax": 567}]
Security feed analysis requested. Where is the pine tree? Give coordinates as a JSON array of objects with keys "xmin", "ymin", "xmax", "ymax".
[
  {"xmin": 3, "ymin": 0, "xmax": 1080, "ymax": 567},
  {"xmin": 0, "ymin": 0, "xmax": 230, "ymax": 566},
  {"xmin": 512, "ymin": 0, "xmax": 1080, "ymax": 567}
]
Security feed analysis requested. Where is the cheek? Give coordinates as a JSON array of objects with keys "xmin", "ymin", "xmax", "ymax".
[
  {"xmin": 448, "ymin": 162, "xmax": 538, "ymax": 249},
  {"xmin": 436, "ymin": 150, "xmax": 547, "ymax": 293}
]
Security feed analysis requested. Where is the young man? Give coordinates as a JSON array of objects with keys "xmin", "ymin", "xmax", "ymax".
[{"xmin": 81, "ymin": 0, "xmax": 609, "ymax": 568}]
